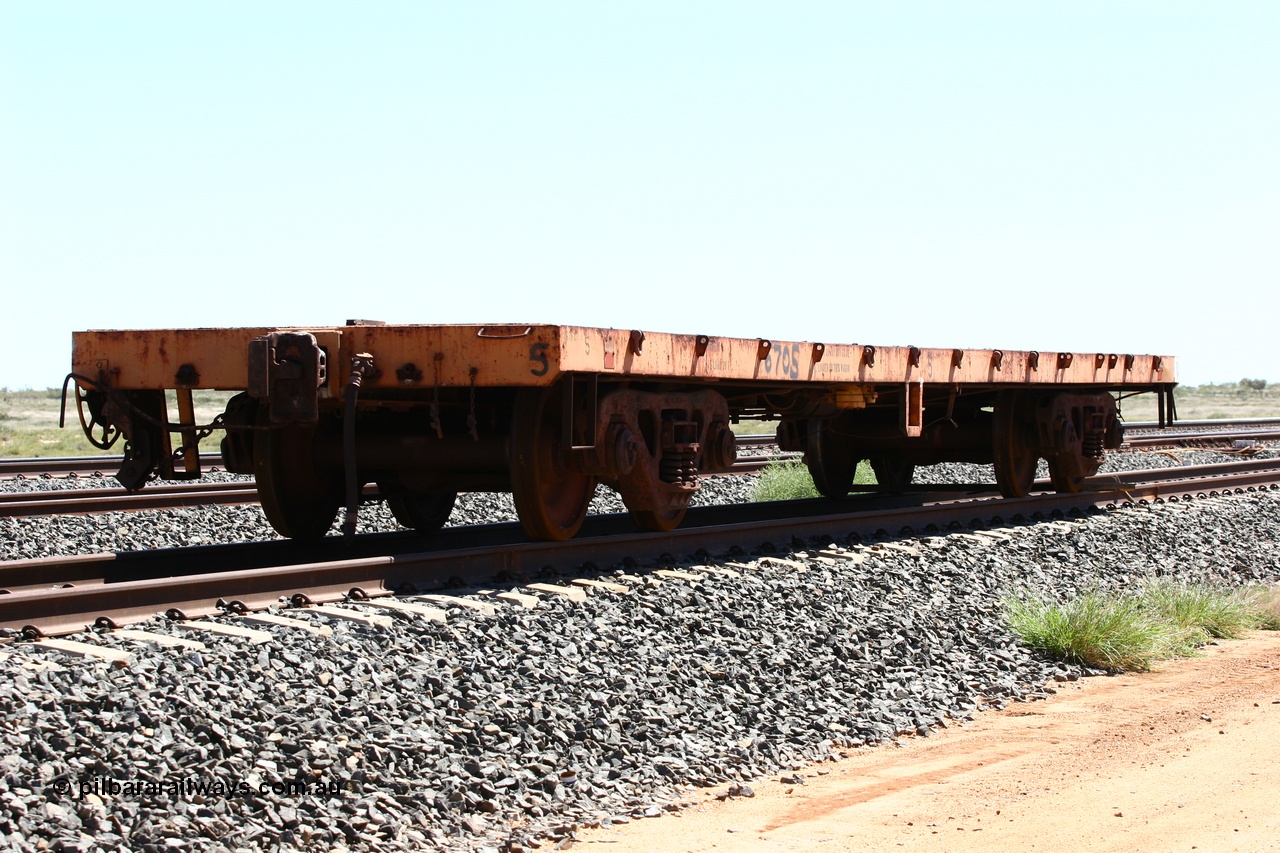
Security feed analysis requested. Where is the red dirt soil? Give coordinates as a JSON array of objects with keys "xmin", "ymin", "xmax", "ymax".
[{"xmin": 572, "ymin": 633, "xmax": 1280, "ymax": 853}]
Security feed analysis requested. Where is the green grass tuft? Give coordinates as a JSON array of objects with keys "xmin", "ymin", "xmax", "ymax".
[
  {"xmin": 1140, "ymin": 579, "xmax": 1257, "ymax": 640},
  {"xmin": 1003, "ymin": 591, "xmax": 1179, "ymax": 671},
  {"xmin": 751, "ymin": 458, "xmax": 877, "ymax": 501},
  {"xmin": 1240, "ymin": 584, "xmax": 1280, "ymax": 630},
  {"xmin": 752, "ymin": 459, "xmax": 822, "ymax": 501},
  {"xmin": 1004, "ymin": 581, "xmax": 1280, "ymax": 673}
]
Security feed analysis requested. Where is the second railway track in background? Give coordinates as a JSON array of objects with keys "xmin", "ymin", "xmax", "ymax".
[
  {"xmin": 0, "ymin": 446, "xmax": 791, "ymax": 519},
  {"xmin": 4, "ymin": 437, "xmax": 786, "ymax": 480},
  {"xmin": 2, "ymin": 422, "xmax": 1277, "ymax": 520}
]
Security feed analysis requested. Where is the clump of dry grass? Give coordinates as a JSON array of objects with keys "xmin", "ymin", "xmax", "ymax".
[
  {"xmin": 1240, "ymin": 584, "xmax": 1280, "ymax": 630},
  {"xmin": 1004, "ymin": 580, "xmax": 1280, "ymax": 672}
]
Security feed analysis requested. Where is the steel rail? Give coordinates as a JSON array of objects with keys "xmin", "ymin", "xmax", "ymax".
[
  {"xmin": 0, "ymin": 453, "xmax": 224, "ymax": 479},
  {"xmin": 1124, "ymin": 417, "xmax": 1280, "ymax": 430},
  {"xmin": 1, "ymin": 423, "xmax": 1272, "ymax": 519},
  {"xmin": 734, "ymin": 429, "xmax": 1280, "ymax": 447},
  {"xmin": 0, "ymin": 455, "xmax": 797, "ymax": 519},
  {"xmin": 1122, "ymin": 429, "xmax": 1280, "ymax": 448},
  {"xmin": 4, "ymin": 432, "xmax": 1274, "ymax": 519},
  {"xmin": 4, "ymin": 418, "xmax": 1275, "ymax": 480},
  {"xmin": 0, "ymin": 481, "xmax": 261, "ymax": 517},
  {"xmin": 0, "ymin": 438, "xmax": 781, "ymax": 480},
  {"xmin": 4, "ymin": 458, "xmax": 1278, "ymax": 638}
]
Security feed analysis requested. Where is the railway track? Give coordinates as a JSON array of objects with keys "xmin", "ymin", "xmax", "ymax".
[
  {"xmin": 0, "ymin": 453, "xmax": 225, "ymax": 479},
  {"xmin": 5, "ymin": 456, "xmax": 1278, "ymax": 638},
  {"xmin": 3, "ymin": 423, "xmax": 1276, "ymax": 520},
  {"xmin": 0, "ymin": 451, "xmax": 793, "ymax": 519},
  {"xmin": 1121, "ymin": 428, "xmax": 1280, "ymax": 449},
  {"xmin": 1122, "ymin": 416, "xmax": 1280, "ymax": 431},
  {"xmin": 5, "ymin": 422, "xmax": 1278, "ymax": 480}
]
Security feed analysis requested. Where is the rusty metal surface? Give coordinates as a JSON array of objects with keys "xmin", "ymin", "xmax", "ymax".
[
  {"xmin": 74, "ymin": 324, "xmax": 1176, "ymax": 392},
  {"xmin": 74, "ymin": 327, "xmax": 274, "ymax": 390},
  {"xmin": 0, "ymin": 482, "xmax": 260, "ymax": 518},
  {"xmin": 558, "ymin": 329, "xmax": 1173, "ymax": 387}
]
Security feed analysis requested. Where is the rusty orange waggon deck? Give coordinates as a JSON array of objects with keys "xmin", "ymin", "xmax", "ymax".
[
  {"xmin": 69, "ymin": 322, "xmax": 1176, "ymax": 542},
  {"xmin": 72, "ymin": 323, "xmax": 1173, "ymax": 391}
]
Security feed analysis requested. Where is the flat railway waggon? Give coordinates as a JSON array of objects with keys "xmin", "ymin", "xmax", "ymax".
[{"xmin": 68, "ymin": 323, "xmax": 1176, "ymax": 541}]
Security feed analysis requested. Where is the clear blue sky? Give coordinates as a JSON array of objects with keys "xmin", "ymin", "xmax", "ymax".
[{"xmin": 2, "ymin": 2, "xmax": 1276, "ymax": 389}]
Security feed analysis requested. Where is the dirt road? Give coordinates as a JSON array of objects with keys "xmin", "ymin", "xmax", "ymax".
[{"xmin": 574, "ymin": 633, "xmax": 1280, "ymax": 853}]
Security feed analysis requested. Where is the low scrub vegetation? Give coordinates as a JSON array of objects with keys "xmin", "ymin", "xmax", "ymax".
[
  {"xmin": 1140, "ymin": 579, "xmax": 1259, "ymax": 640},
  {"xmin": 1241, "ymin": 584, "xmax": 1280, "ymax": 629},
  {"xmin": 0, "ymin": 429, "xmax": 106, "ymax": 458},
  {"xmin": 1004, "ymin": 581, "xmax": 1280, "ymax": 672},
  {"xmin": 1119, "ymin": 379, "xmax": 1280, "ymax": 421},
  {"xmin": 0, "ymin": 388, "xmax": 232, "ymax": 458}
]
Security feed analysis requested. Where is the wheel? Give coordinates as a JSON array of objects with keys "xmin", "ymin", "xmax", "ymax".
[
  {"xmin": 870, "ymin": 456, "xmax": 915, "ymax": 490},
  {"xmin": 1047, "ymin": 458, "xmax": 1085, "ymax": 493},
  {"xmin": 629, "ymin": 500, "xmax": 690, "ymax": 533},
  {"xmin": 254, "ymin": 415, "xmax": 342, "ymax": 540},
  {"xmin": 385, "ymin": 489, "xmax": 457, "ymax": 533},
  {"xmin": 510, "ymin": 385, "xmax": 598, "ymax": 541},
  {"xmin": 992, "ymin": 393, "xmax": 1037, "ymax": 498},
  {"xmin": 805, "ymin": 418, "xmax": 860, "ymax": 499}
]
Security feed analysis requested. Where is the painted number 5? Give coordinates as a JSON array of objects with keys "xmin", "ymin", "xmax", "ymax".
[{"xmin": 529, "ymin": 342, "xmax": 550, "ymax": 376}]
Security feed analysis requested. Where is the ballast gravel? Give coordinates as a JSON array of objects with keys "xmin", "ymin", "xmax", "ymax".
[
  {"xmin": 1, "ymin": 446, "xmax": 1272, "ymax": 561},
  {"xmin": 1, "ymin": 469, "xmax": 1278, "ymax": 851},
  {"xmin": 912, "ymin": 445, "xmax": 1279, "ymax": 486},
  {"xmin": 0, "ymin": 476, "xmax": 760, "ymax": 562}
]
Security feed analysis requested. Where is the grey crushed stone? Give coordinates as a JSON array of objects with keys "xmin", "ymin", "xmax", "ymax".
[
  {"xmin": 3, "ymin": 446, "xmax": 1272, "ymax": 561},
  {"xmin": 1, "ymin": 469, "xmax": 1278, "ymax": 851},
  {"xmin": 0, "ymin": 476, "xmax": 758, "ymax": 561}
]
